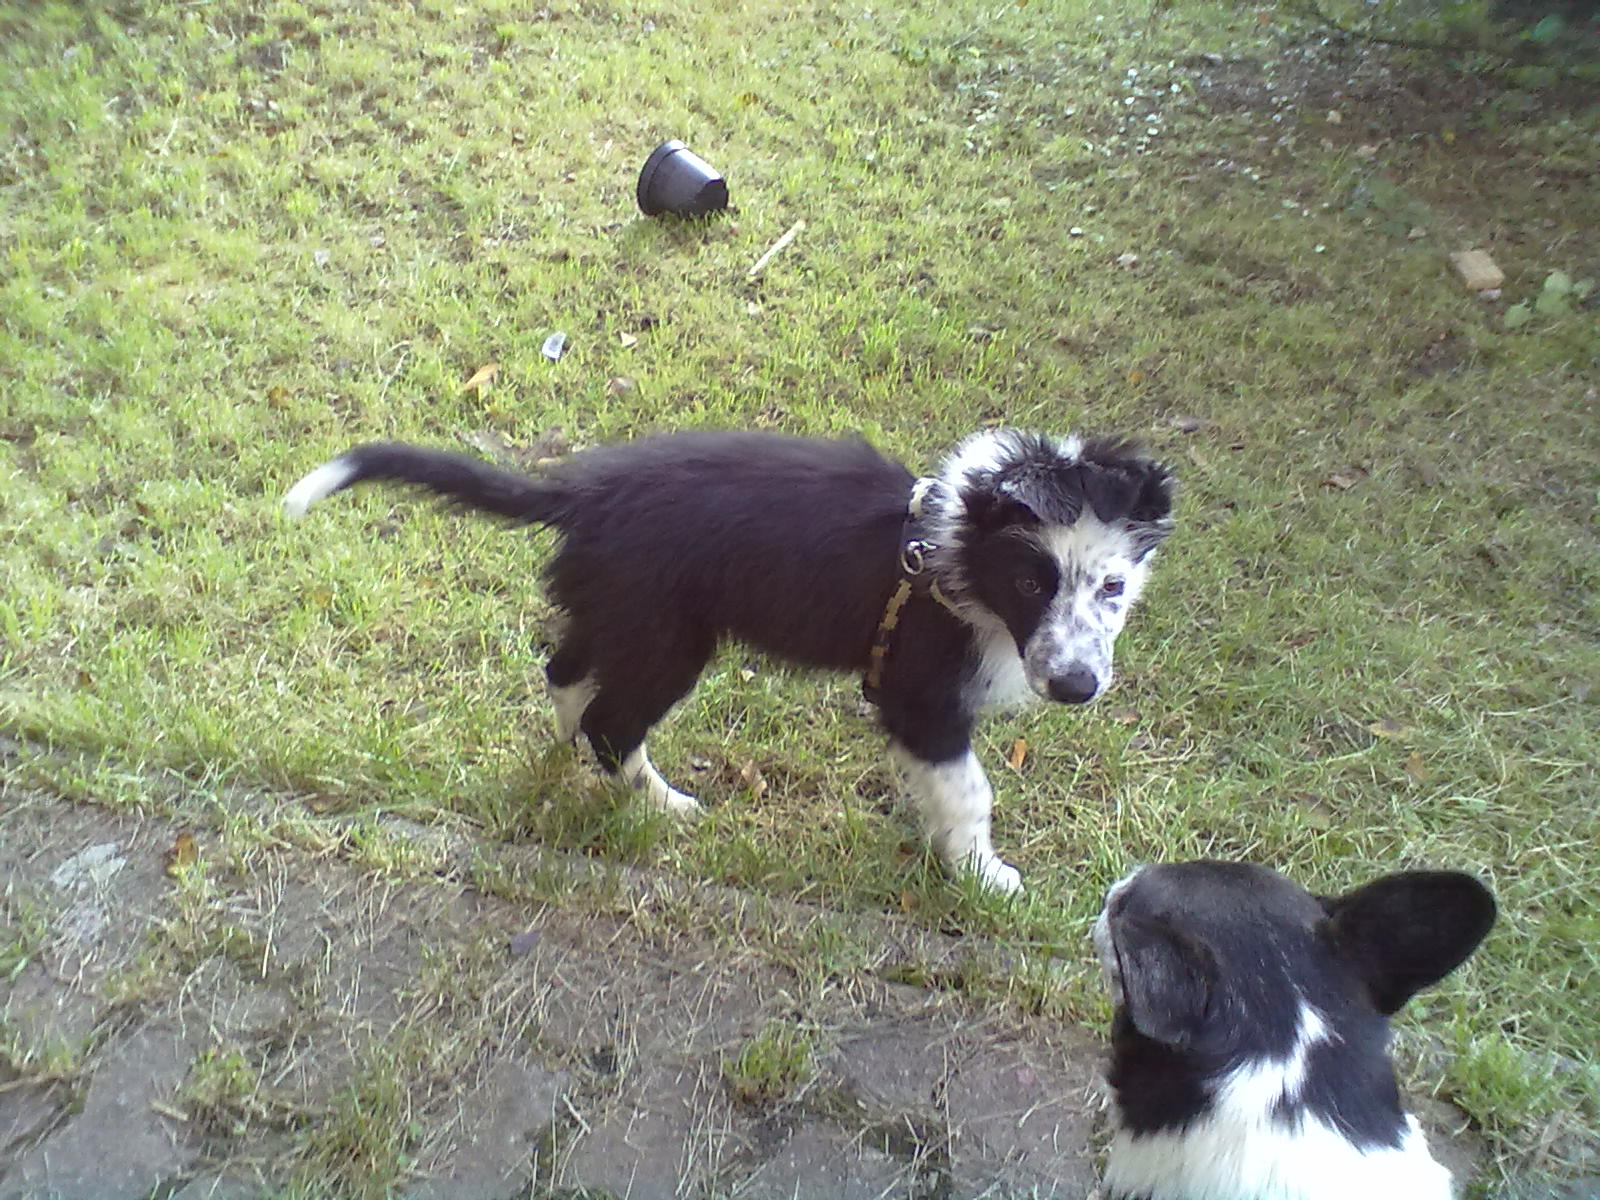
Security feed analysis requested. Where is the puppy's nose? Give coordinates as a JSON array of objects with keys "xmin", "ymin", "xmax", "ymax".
[{"xmin": 1046, "ymin": 668, "xmax": 1099, "ymax": 704}]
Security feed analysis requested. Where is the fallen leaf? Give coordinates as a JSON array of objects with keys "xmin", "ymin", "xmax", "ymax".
[
  {"xmin": 1110, "ymin": 707, "xmax": 1140, "ymax": 725},
  {"xmin": 1366, "ymin": 718, "xmax": 1411, "ymax": 740},
  {"xmin": 738, "ymin": 761, "xmax": 769, "ymax": 798},
  {"xmin": 1325, "ymin": 472, "xmax": 1358, "ymax": 490},
  {"xmin": 266, "ymin": 385, "xmax": 290, "ymax": 409},
  {"xmin": 462, "ymin": 362, "xmax": 499, "ymax": 394},
  {"xmin": 607, "ymin": 376, "xmax": 636, "ymax": 396},
  {"xmin": 1403, "ymin": 752, "xmax": 1427, "ymax": 781},
  {"xmin": 1007, "ymin": 738, "xmax": 1028, "ymax": 771},
  {"xmin": 899, "ymin": 889, "xmax": 916, "ymax": 914},
  {"xmin": 164, "ymin": 832, "xmax": 199, "ymax": 876},
  {"xmin": 305, "ymin": 793, "xmax": 348, "ymax": 815},
  {"xmin": 618, "ymin": 331, "xmax": 638, "ymax": 348}
]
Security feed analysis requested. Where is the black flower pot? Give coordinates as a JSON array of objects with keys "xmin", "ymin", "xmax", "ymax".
[{"xmin": 636, "ymin": 140, "xmax": 729, "ymax": 217}]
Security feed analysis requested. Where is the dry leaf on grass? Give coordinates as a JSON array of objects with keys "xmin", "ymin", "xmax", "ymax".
[
  {"xmin": 462, "ymin": 362, "xmax": 499, "ymax": 393},
  {"xmin": 164, "ymin": 832, "xmax": 199, "ymax": 876},
  {"xmin": 1006, "ymin": 738, "xmax": 1028, "ymax": 771},
  {"xmin": 1366, "ymin": 718, "xmax": 1411, "ymax": 739},
  {"xmin": 738, "ymin": 761, "xmax": 769, "ymax": 798}
]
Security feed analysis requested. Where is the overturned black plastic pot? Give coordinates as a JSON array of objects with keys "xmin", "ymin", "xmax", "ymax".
[{"xmin": 636, "ymin": 140, "xmax": 729, "ymax": 217}]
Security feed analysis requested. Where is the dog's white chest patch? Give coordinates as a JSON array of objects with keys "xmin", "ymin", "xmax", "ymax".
[{"xmin": 967, "ymin": 618, "xmax": 1035, "ymax": 710}]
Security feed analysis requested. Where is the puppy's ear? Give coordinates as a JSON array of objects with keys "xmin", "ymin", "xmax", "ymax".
[
  {"xmin": 1113, "ymin": 914, "xmax": 1219, "ymax": 1048},
  {"xmin": 961, "ymin": 472, "xmax": 1063, "ymax": 531},
  {"xmin": 1078, "ymin": 442, "xmax": 1175, "ymax": 558},
  {"xmin": 1321, "ymin": 872, "xmax": 1497, "ymax": 1015}
]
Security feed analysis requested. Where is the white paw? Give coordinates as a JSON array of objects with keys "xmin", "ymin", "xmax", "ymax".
[
  {"xmin": 966, "ymin": 853, "xmax": 1023, "ymax": 896},
  {"xmin": 648, "ymin": 782, "xmax": 704, "ymax": 818},
  {"xmin": 640, "ymin": 784, "xmax": 704, "ymax": 825},
  {"xmin": 620, "ymin": 746, "xmax": 702, "ymax": 817}
]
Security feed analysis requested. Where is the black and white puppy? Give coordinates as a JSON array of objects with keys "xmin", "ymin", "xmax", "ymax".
[
  {"xmin": 1094, "ymin": 860, "xmax": 1497, "ymax": 1199},
  {"xmin": 284, "ymin": 429, "xmax": 1174, "ymax": 893}
]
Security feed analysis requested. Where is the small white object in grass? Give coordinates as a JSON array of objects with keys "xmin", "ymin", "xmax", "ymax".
[
  {"xmin": 1449, "ymin": 249, "xmax": 1504, "ymax": 291},
  {"xmin": 1478, "ymin": 288, "xmax": 1502, "ymax": 301},
  {"xmin": 542, "ymin": 331, "xmax": 568, "ymax": 361},
  {"xmin": 1070, "ymin": 226, "xmax": 1084, "ymax": 237}
]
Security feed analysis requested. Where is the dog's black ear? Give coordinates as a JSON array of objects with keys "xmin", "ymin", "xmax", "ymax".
[
  {"xmin": 961, "ymin": 471, "xmax": 1063, "ymax": 531},
  {"xmin": 1078, "ymin": 442, "xmax": 1175, "ymax": 558},
  {"xmin": 1321, "ymin": 872, "xmax": 1496, "ymax": 1016},
  {"xmin": 1113, "ymin": 914, "xmax": 1220, "ymax": 1048}
]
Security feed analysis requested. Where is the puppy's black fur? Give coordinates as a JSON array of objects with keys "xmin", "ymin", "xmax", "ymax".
[{"xmin": 284, "ymin": 429, "xmax": 1174, "ymax": 890}]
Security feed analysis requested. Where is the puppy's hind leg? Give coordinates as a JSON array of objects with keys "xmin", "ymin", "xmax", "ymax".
[
  {"xmin": 545, "ymin": 641, "xmax": 598, "ymax": 744},
  {"xmin": 579, "ymin": 637, "xmax": 712, "ymax": 817},
  {"xmin": 889, "ymin": 743, "xmax": 1022, "ymax": 895}
]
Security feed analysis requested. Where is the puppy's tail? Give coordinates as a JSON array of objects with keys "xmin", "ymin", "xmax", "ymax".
[{"xmin": 283, "ymin": 442, "xmax": 564, "ymax": 524}]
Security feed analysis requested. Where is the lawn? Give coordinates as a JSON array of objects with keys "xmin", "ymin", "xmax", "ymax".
[{"xmin": 1, "ymin": 0, "xmax": 1596, "ymax": 1193}]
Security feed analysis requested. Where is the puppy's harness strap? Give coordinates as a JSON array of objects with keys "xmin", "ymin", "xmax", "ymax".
[{"xmin": 863, "ymin": 477, "xmax": 956, "ymax": 703}]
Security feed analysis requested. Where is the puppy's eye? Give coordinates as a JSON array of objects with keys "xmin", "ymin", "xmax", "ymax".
[
  {"xmin": 1017, "ymin": 576, "xmax": 1043, "ymax": 597},
  {"xmin": 1101, "ymin": 577, "xmax": 1125, "ymax": 598}
]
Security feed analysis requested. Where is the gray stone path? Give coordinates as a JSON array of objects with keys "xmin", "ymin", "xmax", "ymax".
[{"xmin": 0, "ymin": 787, "xmax": 1113, "ymax": 1199}]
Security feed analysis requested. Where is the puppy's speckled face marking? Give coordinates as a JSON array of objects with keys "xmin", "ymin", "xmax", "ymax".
[{"xmin": 923, "ymin": 430, "xmax": 1174, "ymax": 708}]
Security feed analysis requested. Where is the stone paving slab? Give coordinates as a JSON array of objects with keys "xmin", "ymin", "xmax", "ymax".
[{"xmin": 0, "ymin": 780, "xmax": 1492, "ymax": 1200}]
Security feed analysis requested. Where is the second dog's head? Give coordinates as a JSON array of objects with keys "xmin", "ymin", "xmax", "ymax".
[
  {"xmin": 1092, "ymin": 861, "xmax": 1496, "ymax": 1200},
  {"xmin": 926, "ymin": 431, "xmax": 1174, "ymax": 704}
]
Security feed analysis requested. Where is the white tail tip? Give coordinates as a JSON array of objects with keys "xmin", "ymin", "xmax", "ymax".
[{"xmin": 283, "ymin": 457, "xmax": 357, "ymax": 519}]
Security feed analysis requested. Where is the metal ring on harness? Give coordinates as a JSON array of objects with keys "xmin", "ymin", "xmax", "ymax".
[{"xmin": 900, "ymin": 538, "xmax": 928, "ymax": 576}]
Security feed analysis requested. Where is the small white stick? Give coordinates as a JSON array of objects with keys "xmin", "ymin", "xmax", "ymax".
[{"xmin": 747, "ymin": 218, "xmax": 806, "ymax": 279}]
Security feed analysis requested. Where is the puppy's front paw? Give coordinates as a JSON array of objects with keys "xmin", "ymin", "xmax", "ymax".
[
  {"xmin": 653, "ymin": 785, "xmax": 703, "ymax": 818},
  {"xmin": 968, "ymin": 853, "xmax": 1023, "ymax": 896}
]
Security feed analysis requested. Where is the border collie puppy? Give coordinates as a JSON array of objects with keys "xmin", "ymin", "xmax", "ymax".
[
  {"xmin": 1093, "ymin": 860, "xmax": 1497, "ymax": 1200},
  {"xmin": 284, "ymin": 429, "xmax": 1174, "ymax": 893}
]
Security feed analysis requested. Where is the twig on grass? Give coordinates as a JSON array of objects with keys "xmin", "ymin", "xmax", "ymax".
[{"xmin": 747, "ymin": 219, "xmax": 806, "ymax": 279}]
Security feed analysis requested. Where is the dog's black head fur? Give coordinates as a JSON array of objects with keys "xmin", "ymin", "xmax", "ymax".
[
  {"xmin": 922, "ymin": 431, "xmax": 1174, "ymax": 705},
  {"xmin": 1095, "ymin": 861, "xmax": 1496, "ymax": 1199}
]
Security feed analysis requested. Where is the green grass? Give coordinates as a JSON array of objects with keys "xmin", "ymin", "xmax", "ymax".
[
  {"xmin": 2, "ymin": 0, "xmax": 1597, "ymax": 1191},
  {"xmin": 723, "ymin": 1020, "xmax": 818, "ymax": 1107}
]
